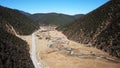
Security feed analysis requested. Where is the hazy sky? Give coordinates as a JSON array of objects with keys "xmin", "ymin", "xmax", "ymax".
[{"xmin": 0, "ymin": 0, "xmax": 109, "ymax": 15}]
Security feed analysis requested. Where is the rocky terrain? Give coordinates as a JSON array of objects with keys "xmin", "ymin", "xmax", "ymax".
[{"xmin": 57, "ymin": 0, "xmax": 120, "ymax": 58}]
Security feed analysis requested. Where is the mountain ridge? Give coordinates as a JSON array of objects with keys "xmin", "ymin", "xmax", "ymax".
[
  {"xmin": 30, "ymin": 13, "xmax": 84, "ymax": 26},
  {"xmin": 0, "ymin": 5, "xmax": 39, "ymax": 35}
]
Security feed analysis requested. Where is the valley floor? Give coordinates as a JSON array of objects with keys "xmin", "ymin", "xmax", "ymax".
[{"xmin": 19, "ymin": 27, "xmax": 120, "ymax": 68}]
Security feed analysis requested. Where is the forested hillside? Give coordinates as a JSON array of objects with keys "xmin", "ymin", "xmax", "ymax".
[
  {"xmin": 57, "ymin": 0, "xmax": 120, "ymax": 58},
  {"xmin": 0, "ymin": 6, "xmax": 36, "ymax": 68},
  {"xmin": 30, "ymin": 13, "xmax": 84, "ymax": 26},
  {"xmin": 0, "ymin": 6, "xmax": 39, "ymax": 35},
  {"xmin": 0, "ymin": 28, "xmax": 34, "ymax": 68}
]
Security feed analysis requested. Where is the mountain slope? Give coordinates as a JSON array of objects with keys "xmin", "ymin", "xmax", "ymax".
[
  {"xmin": 74, "ymin": 14, "xmax": 85, "ymax": 19},
  {"xmin": 57, "ymin": 0, "xmax": 120, "ymax": 58},
  {"xmin": 0, "ymin": 6, "xmax": 36, "ymax": 67},
  {"xmin": 0, "ymin": 28, "xmax": 34, "ymax": 68},
  {"xmin": 30, "ymin": 13, "xmax": 84, "ymax": 26},
  {"xmin": 16, "ymin": 9, "xmax": 31, "ymax": 16},
  {"xmin": 0, "ymin": 6, "xmax": 39, "ymax": 35}
]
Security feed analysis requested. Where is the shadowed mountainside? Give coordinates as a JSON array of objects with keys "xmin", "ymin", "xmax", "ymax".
[
  {"xmin": 57, "ymin": 0, "xmax": 120, "ymax": 58},
  {"xmin": 30, "ymin": 13, "xmax": 84, "ymax": 26},
  {"xmin": 0, "ymin": 6, "xmax": 36, "ymax": 68},
  {"xmin": 0, "ymin": 28, "xmax": 34, "ymax": 68}
]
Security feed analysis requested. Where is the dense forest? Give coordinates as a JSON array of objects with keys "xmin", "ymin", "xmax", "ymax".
[{"xmin": 57, "ymin": 0, "xmax": 120, "ymax": 58}]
